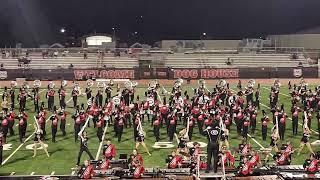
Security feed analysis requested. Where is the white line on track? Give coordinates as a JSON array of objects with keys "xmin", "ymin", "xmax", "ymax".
[
  {"xmin": 9, "ymin": 172, "xmax": 15, "ymax": 176},
  {"xmin": 50, "ymin": 171, "xmax": 55, "ymax": 175},
  {"xmin": 1, "ymin": 115, "xmax": 53, "ymax": 165},
  {"xmin": 95, "ymin": 123, "xmax": 109, "ymax": 160},
  {"xmin": 30, "ymin": 172, "xmax": 35, "ymax": 175},
  {"xmin": 71, "ymin": 171, "xmax": 75, "ymax": 175}
]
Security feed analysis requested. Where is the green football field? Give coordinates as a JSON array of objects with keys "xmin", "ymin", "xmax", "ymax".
[{"xmin": 0, "ymin": 81, "xmax": 320, "ymax": 176}]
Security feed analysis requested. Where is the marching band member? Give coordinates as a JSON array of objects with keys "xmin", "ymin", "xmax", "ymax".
[
  {"xmin": 50, "ymin": 107, "xmax": 59, "ymax": 143},
  {"xmin": 238, "ymin": 139, "xmax": 251, "ymax": 160},
  {"xmin": 105, "ymin": 80, "xmax": 113, "ymax": 103},
  {"xmin": 115, "ymin": 111, "xmax": 124, "ymax": 142},
  {"xmin": 298, "ymin": 125, "xmax": 314, "ymax": 155},
  {"xmin": 103, "ymin": 139, "xmax": 116, "ymax": 160},
  {"xmin": 58, "ymin": 83, "xmax": 67, "ymax": 109},
  {"xmin": 46, "ymin": 83, "xmax": 55, "ymax": 111},
  {"xmin": 304, "ymin": 153, "xmax": 320, "ymax": 174},
  {"xmin": 1, "ymin": 115, "xmax": 8, "ymax": 143},
  {"xmin": 32, "ymin": 123, "xmax": 50, "ymax": 158},
  {"xmin": 261, "ymin": 110, "xmax": 269, "ymax": 141},
  {"xmin": 128, "ymin": 149, "xmax": 144, "ymax": 167},
  {"xmin": 73, "ymin": 110, "xmax": 81, "ymax": 142},
  {"xmin": 32, "ymin": 88, "xmax": 40, "ymax": 112},
  {"xmin": 291, "ymin": 104, "xmax": 301, "ymax": 135},
  {"xmin": 153, "ymin": 113, "xmax": 161, "ymax": 142},
  {"xmin": 0, "ymin": 132, "xmax": 3, "ymax": 165},
  {"xmin": 7, "ymin": 109, "xmax": 16, "ymax": 136},
  {"xmin": 38, "ymin": 107, "xmax": 47, "ymax": 138},
  {"xmin": 237, "ymin": 156, "xmax": 253, "ymax": 177},
  {"xmin": 72, "ymin": 84, "xmax": 79, "ymax": 108},
  {"xmin": 95, "ymin": 89, "xmax": 103, "ymax": 107},
  {"xmin": 135, "ymin": 121, "xmax": 151, "ymax": 156},
  {"xmin": 85, "ymin": 80, "xmax": 93, "ymax": 100},
  {"xmin": 219, "ymin": 146, "xmax": 235, "ymax": 167},
  {"xmin": 17, "ymin": 110, "xmax": 27, "ymax": 143},
  {"xmin": 131, "ymin": 159, "xmax": 145, "ymax": 179},
  {"xmin": 166, "ymin": 150, "xmax": 182, "ymax": 169},
  {"xmin": 9, "ymin": 86, "xmax": 15, "ymax": 110},
  {"xmin": 96, "ymin": 113, "xmax": 105, "ymax": 142},
  {"xmin": 1, "ymin": 98, "xmax": 9, "ymax": 115},
  {"xmin": 269, "ymin": 126, "xmax": 280, "ymax": 152},
  {"xmin": 18, "ymin": 88, "xmax": 27, "ymax": 111},
  {"xmin": 59, "ymin": 108, "xmax": 67, "ymax": 136},
  {"xmin": 78, "ymin": 160, "xmax": 95, "ymax": 179},
  {"xmin": 204, "ymin": 121, "xmax": 223, "ymax": 173},
  {"xmin": 76, "ymin": 131, "xmax": 94, "ymax": 166}
]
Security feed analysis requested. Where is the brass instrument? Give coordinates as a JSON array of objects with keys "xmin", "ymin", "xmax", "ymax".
[
  {"xmin": 124, "ymin": 80, "xmax": 138, "ymax": 90},
  {"xmin": 86, "ymin": 79, "xmax": 94, "ymax": 87},
  {"xmin": 97, "ymin": 81, "xmax": 106, "ymax": 90},
  {"xmin": 61, "ymin": 80, "xmax": 67, "ymax": 88},
  {"xmin": 247, "ymin": 79, "xmax": 255, "ymax": 88},
  {"xmin": 10, "ymin": 81, "xmax": 17, "ymax": 88},
  {"xmin": 22, "ymin": 81, "xmax": 30, "ymax": 89},
  {"xmin": 217, "ymin": 79, "xmax": 227, "ymax": 88},
  {"xmin": 48, "ymin": 81, "xmax": 55, "ymax": 89},
  {"xmin": 174, "ymin": 78, "xmax": 183, "ymax": 88},
  {"xmin": 33, "ymin": 80, "xmax": 41, "ymax": 88}
]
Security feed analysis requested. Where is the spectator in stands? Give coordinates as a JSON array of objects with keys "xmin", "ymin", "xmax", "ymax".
[
  {"xmin": 25, "ymin": 49, "xmax": 30, "ymax": 57},
  {"xmin": 226, "ymin": 58, "xmax": 232, "ymax": 65},
  {"xmin": 53, "ymin": 50, "xmax": 59, "ymax": 58},
  {"xmin": 69, "ymin": 64, "xmax": 74, "ymax": 69},
  {"xmin": 83, "ymin": 50, "xmax": 88, "ymax": 59}
]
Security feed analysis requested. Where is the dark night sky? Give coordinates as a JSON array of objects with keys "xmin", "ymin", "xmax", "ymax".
[{"xmin": 1, "ymin": 0, "xmax": 320, "ymax": 47}]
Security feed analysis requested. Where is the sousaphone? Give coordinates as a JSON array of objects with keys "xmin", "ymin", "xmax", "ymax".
[
  {"xmin": 247, "ymin": 79, "xmax": 255, "ymax": 88},
  {"xmin": 61, "ymin": 80, "xmax": 67, "ymax": 88},
  {"xmin": 48, "ymin": 81, "xmax": 55, "ymax": 89},
  {"xmin": 217, "ymin": 79, "xmax": 227, "ymax": 88},
  {"xmin": 125, "ymin": 80, "xmax": 138, "ymax": 90},
  {"xmin": 10, "ymin": 81, "xmax": 17, "ymax": 88},
  {"xmin": 34, "ymin": 80, "xmax": 41, "ymax": 88},
  {"xmin": 86, "ymin": 79, "xmax": 94, "ymax": 87}
]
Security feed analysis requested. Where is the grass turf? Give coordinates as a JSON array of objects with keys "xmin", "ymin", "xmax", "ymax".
[{"xmin": 0, "ymin": 83, "xmax": 319, "ymax": 175}]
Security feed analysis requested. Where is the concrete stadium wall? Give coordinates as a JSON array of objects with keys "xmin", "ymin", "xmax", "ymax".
[
  {"xmin": 269, "ymin": 34, "xmax": 320, "ymax": 49},
  {"xmin": 161, "ymin": 40, "xmax": 241, "ymax": 49},
  {"xmin": 0, "ymin": 66, "xmax": 316, "ymax": 80}
]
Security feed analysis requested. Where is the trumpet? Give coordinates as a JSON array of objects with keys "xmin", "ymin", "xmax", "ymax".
[{"xmin": 34, "ymin": 80, "xmax": 41, "ymax": 88}]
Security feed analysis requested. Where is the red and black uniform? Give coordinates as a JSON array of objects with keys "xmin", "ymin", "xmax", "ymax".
[
  {"xmin": 188, "ymin": 117, "xmax": 195, "ymax": 140},
  {"xmin": 291, "ymin": 106, "xmax": 300, "ymax": 135},
  {"xmin": 38, "ymin": 109, "xmax": 47, "ymax": 138},
  {"xmin": 59, "ymin": 111, "xmax": 67, "ymax": 136},
  {"xmin": 235, "ymin": 109, "xmax": 244, "ymax": 134},
  {"xmin": 58, "ymin": 87, "xmax": 66, "ymax": 109},
  {"xmin": 0, "ymin": 134, "xmax": 3, "ymax": 165},
  {"xmin": 261, "ymin": 114, "xmax": 269, "ymax": 141},
  {"xmin": 115, "ymin": 114, "xmax": 124, "ymax": 142},
  {"xmin": 99, "ymin": 159, "xmax": 110, "ymax": 170},
  {"xmin": 79, "ymin": 164, "xmax": 95, "ymax": 179},
  {"xmin": 1, "ymin": 118, "xmax": 8, "ymax": 143},
  {"xmin": 46, "ymin": 89, "xmax": 55, "ymax": 111},
  {"xmin": 242, "ymin": 117, "xmax": 250, "ymax": 139},
  {"xmin": 103, "ymin": 144, "xmax": 116, "ymax": 160},
  {"xmin": 72, "ymin": 88, "xmax": 79, "ymax": 108},
  {"xmin": 238, "ymin": 143, "xmax": 250, "ymax": 159},
  {"xmin": 73, "ymin": 113, "xmax": 81, "ymax": 142},
  {"xmin": 7, "ymin": 111, "xmax": 16, "ymax": 136},
  {"xmin": 221, "ymin": 151, "xmax": 235, "ymax": 167},
  {"xmin": 279, "ymin": 113, "xmax": 287, "ymax": 140},
  {"xmin": 168, "ymin": 114, "xmax": 177, "ymax": 142},
  {"xmin": 248, "ymin": 154, "xmax": 260, "ymax": 168},
  {"xmin": 250, "ymin": 111, "xmax": 257, "ymax": 135},
  {"xmin": 18, "ymin": 91, "xmax": 27, "ymax": 111},
  {"xmin": 51, "ymin": 114, "xmax": 59, "ymax": 143},
  {"xmin": 304, "ymin": 158, "xmax": 320, "ymax": 174},
  {"xmin": 153, "ymin": 115, "xmax": 161, "ymax": 142},
  {"xmin": 192, "ymin": 106, "xmax": 202, "ymax": 135},
  {"xmin": 96, "ymin": 117, "xmax": 105, "ymax": 142},
  {"xmin": 132, "ymin": 165, "xmax": 145, "ymax": 179},
  {"xmin": 237, "ymin": 160, "xmax": 253, "ymax": 176},
  {"xmin": 274, "ymin": 151, "xmax": 290, "ymax": 166},
  {"xmin": 17, "ymin": 114, "xmax": 27, "ymax": 143},
  {"xmin": 32, "ymin": 88, "xmax": 40, "ymax": 112},
  {"xmin": 166, "ymin": 155, "xmax": 182, "ymax": 169}
]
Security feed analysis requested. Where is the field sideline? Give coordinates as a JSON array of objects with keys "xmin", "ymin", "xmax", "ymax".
[{"xmin": 0, "ymin": 78, "xmax": 319, "ymax": 175}]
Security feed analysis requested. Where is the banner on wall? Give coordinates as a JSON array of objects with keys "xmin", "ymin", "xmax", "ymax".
[
  {"xmin": 74, "ymin": 69, "xmax": 135, "ymax": 79},
  {"xmin": 0, "ymin": 71, "xmax": 8, "ymax": 80},
  {"xmin": 293, "ymin": 68, "xmax": 302, "ymax": 78},
  {"xmin": 173, "ymin": 68, "xmax": 239, "ymax": 79}
]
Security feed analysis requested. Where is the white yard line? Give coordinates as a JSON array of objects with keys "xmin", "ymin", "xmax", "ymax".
[
  {"xmin": 30, "ymin": 172, "xmax": 35, "ymax": 175},
  {"xmin": 261, "ymin": 86, "xmax": 290, "ymax": 97},
  {"xmin": 1, "ymin": 115, "xmax": 53, "ymax": 165},
  {"xmin": 50, "ymin": 171, "xmax": 55, "ymax": 175},
  {"xmin": 9, "ymin": 172, "xmax": 15, "ymax": 176},
  {"xmin": 95, "ymin": 123, "xmax": 109, "ymax": 160},
  {"xmin": 71, "ymin": 171, "xmax": 75, "ymax": 175}
]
